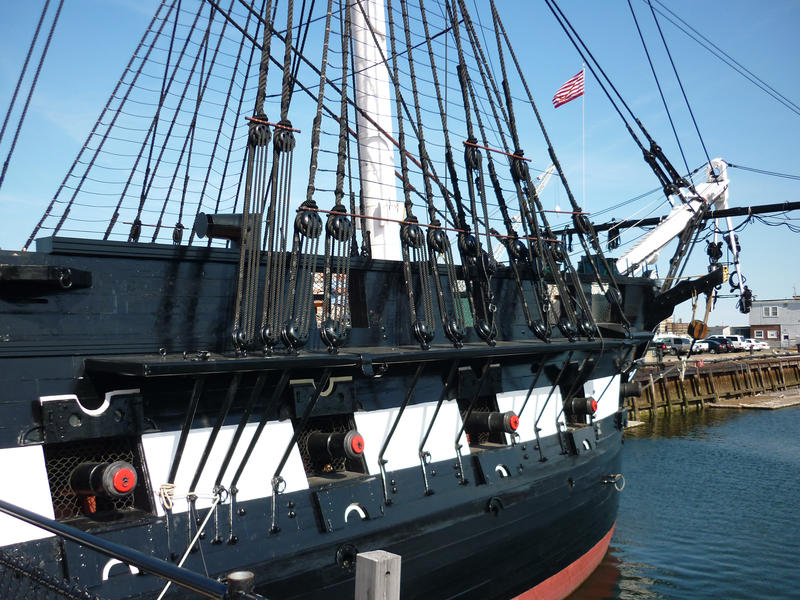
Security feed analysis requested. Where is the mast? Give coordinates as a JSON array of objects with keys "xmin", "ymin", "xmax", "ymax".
[{"xmin": 349, "ymin": 0, "xmax": 402, "ymax": 260}]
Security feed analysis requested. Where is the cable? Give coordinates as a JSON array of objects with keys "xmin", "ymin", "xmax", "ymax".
[
  {"xmin": 0, "ymin": 0, "xmax": 65, "ymax": 191},
  {"xmin": 645, "ymin": 0, "xmax": 713, "ymax": 170},
  {"xmin": 627, "ymin": 0, "xmax": 689, "ymax": 176},
  {"xmin": 727, "ymin": 163, "xmax": 800, "ymax": 181},
  {"xmin": 649, "ymin": 0, "xmax": 800, "ymax": 119}
]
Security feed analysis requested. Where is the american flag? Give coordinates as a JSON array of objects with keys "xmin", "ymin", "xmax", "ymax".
[{"xmin": 552, "ymin": 69, "xmax": 585, "ymax": 108}]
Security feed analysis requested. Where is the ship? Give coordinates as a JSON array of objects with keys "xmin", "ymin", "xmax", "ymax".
[{"xmin": 0, "ymin": 1, "xmax": 738, "ymax": 599}]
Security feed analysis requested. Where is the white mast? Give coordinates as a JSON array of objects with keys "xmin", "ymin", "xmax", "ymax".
[{"xmin": 349, "ymin": 0, "xmax": 402, "ymax": 260}]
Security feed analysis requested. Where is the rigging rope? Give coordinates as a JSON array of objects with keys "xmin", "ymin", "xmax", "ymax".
[
  {"xmin": 627, "ymin": 0, "xmax": 690, "ymax": 177},
  {"xmin": 645, "ymin": 0, "xmax": 713, "ymax": 171},
  {"xmin": 648, "ymin": 0, "xmax": 800, "ymax": 119},
  {"xmin": 130, "ymin": 0, "xmax": 185, "ymax": 242},
  {"xmin": 0, "ymin": 0, "xmax": 64, "ymax": 192},
  {"xmin": 447, "ymin": 0, "xmax": 497, "ymax": 345},
  {"xmin": 321, "ymin": 0, "xmax": 354, "ymax": 353},
  {"xmin": 188, "ymin": 0, "xmax": 265, "ymax": 245},
  {"xmin": 0, "ymin": 0, "xmax": 51, "ymax": 152},
  {"xmin": 232, "ymin": 0, "xmax": 275, "ymax": 353},
  {"xmin": 25, "ymin": 0, "xmax": 174, "ymax": 249},
  {"xmin": 407, "ymin": 0, "xmax": 465, "ymax": 347}
]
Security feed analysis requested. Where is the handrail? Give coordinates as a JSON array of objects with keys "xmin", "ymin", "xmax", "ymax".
[{"xmin": 0, "ymin": 498, "xmax": 231, "ymax": 600}]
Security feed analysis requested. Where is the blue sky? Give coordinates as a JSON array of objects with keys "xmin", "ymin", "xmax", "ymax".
[{"xmin": 0, "ymin": 0, "xmax": 798, "ymax": 327}]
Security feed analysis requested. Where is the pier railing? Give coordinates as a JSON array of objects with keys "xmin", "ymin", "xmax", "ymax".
[{"xmin": 627, "ymin": 354, "xmax": 800, "ymax": 419}]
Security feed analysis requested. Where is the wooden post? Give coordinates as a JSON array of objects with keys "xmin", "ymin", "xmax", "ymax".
[
  {"xmin": 707, "ymin": 370, "xmax": 719, "ymax": 404},
  {"xmin": 778, "ymin": 362, "xmax": 787, "ymax": 390},
  {"xmin": 355, "ymin": 550, "xmax": 401, "ymax": 600},
  {"xmin": 648, "ymin": 374, "xmax": 657, "ymax": 419},
  {"xmin": 679, "ymin": 377, "xmax": 688, "ymax": 412}
]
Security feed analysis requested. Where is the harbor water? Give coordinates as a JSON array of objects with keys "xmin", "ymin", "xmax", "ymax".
[{"xmin": 570, "ymin": 406, "xmax": 800, "ymax": 599}]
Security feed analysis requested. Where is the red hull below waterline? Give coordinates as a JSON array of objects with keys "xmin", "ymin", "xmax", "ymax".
[{"xmin": 512, "ymin": 524, "xmax": 616, "ymax": 600}]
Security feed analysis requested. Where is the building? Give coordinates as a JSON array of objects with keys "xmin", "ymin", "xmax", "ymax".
[
  {"xmin": 659, "ymin": 316, "xmax": 689, "ymax": 336},
  {"xmin": 707, "ymin": 325, "xmax": 732, "ymax": 337},
  {"xmin": 749, "ymin": 296, "xmax": 800, "ymax": 349}
]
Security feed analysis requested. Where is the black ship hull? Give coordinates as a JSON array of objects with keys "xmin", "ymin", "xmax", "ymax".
[
  {"xmin": 0, "ymin": 238, "xmax": 638, "ymax": 600},
  {"xmin": 249, "ymin": 413, "xmax": 622, "ymax": 600}
]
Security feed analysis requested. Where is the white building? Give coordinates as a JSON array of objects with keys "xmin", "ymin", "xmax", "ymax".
[{"xmin": 749, "ymin": 296, "xmax": 800, "ymax": 349}]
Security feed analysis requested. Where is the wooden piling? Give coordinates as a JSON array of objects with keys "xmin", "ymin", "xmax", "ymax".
[
  {"xmin": 625, "ymin": 355, "xmax": 800, "ymax": 417},
  {"xmin": 355, "ymin": 550, "xmax": 401, "ymax": 600}
]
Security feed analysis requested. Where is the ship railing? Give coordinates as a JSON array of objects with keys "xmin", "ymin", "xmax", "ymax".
[{"xmin": 0, "ymin": 498, "xmax": 268, "ymax": 600}]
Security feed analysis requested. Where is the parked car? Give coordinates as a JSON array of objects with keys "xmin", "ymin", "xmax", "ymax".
[
  {"xmin": 707, "ymin": 335, "xmax": 746, "ymax": 352},
  {"xmin": 702, "ymin": 338, "xmax": 732, "ymax": 353},
  {"xmin": 740, "ymin": 338, "xmax": 755, "ymax": 351},
  {"xmin": 654, "ymin": 336, "xmax": 694, "ymax": 356},
  {"xmin": 745, "ymin": 338, "xmax": 769, "ymax": 351},
  {"xmin": 691, "ymin": 340, "xmax": 709, "ymax": 353},
  {"xmin": 726, "ymin": 335, "xmax": 749, "ymax": 351}
]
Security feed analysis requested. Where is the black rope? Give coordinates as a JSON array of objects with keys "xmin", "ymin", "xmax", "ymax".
[
  {"xmin": 152, "ymin": 4, "xmax": 230, "ymax": 243},
  {"xmin": 627, "ymin": 0, "xmax": 690, "ymax": 177},
  {"xmin": 406, "ymin": 0, "xmax": 464, "ymax": 348},
  {"xmin": 649, "ymin": 0, "xmax": 800, "ymax": 119},
  {"xmin": 419, "ymin": 1, "xmax": 465, "ymax": 232},
  {"xmin": 0, "ymin": 0, "xmax": 51, "ymax": 151},
  {"xmin": 545, "ymin": 0, "xmax": 689, "ymax": 202},
  {"xmin": 232, "ymin": 0, "xmax": 274, "ymax": 352},
  {"xmin": 457, "ymin": 0, "xmax": 547, "ymax": 337},
  {"xmin": 727, "ymin": 163, "xmax": 800, "ymax": 181},
  {"xmin": 645, "ymin": 0, "xmax": 713, "ymax": 170},
  {"xmin": 253, "ymin": 0, "xmax": 276, "ymax": 117},
  {"xmin": 320, "ymin": 0, "xmax": 354, "ymax": 353},
  {"xmin": 0, "ymin": 0, "xmax": 63, "ymax": 192},
  {"xmin": 496, "ymin": 1, "xmax": 630, "ymax": 332},
  {"xmin": 278, "ymin": 0, "xmax": 294, "ymax": 121},
  {"xmin": 189, "ymin": 0, "xmax": 264, "ymax": 245},
  {"xmin": 25, "ymin": 0, "xmax": 173, "ymax": 249},
  {"xmin": 129, "ymin": 0, "xmax": 185, "ymax": 242}
]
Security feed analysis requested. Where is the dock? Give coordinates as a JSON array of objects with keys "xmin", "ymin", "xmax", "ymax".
[{"xmin": 626, "ymin": 353, "xmax": 800, "ymax": 419}]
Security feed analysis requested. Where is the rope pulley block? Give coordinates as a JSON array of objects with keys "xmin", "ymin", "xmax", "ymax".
[
  {"xmin": 128, "ymin": 218, "xmax": 142, "ymax": 243},
  {"xmin": 247, "ymin": 115, "xmax": 271, "ymax": 148},
  {"xmin": 307, "ymin": 430, "xmax": 365, "ymax": 462},
  {"xmin": 326, "ymin": 204, "xmax": 353, "ymax": 242},
  {"xmin": 294, "ymin": 200, "xmax": 323, "ymax": 239},
  {"xmin": 272, "ymin": 120, "xmax": 295, "ymax": 152},
  {"xmin": 465, "ymin": 411, "xmax": 519, "ymax": 434},
  {"xmin": 463, "ymin": 136, "xmax": 482, "ymax": 170},
  {"xmin": 577, "ymin": 313, "xmax": 596, "ymax": 339},
  {"xmin": 557, "ymin": 316, "xmax": 578, "ymax": 341},
  {"xmin": 508, "ymin": 236, "xmax": 528, "ymax": 263},
  {"xmin": 172, "ymin": 222, "xmax": 184, "ymax": 245},
  {"xmin": 400, "ymin": 216, "xmax": 425, "ymax": 249},
  {"xmin": 706, "ymin": 240, "xmax": 723, "ymax": 262},
  {"xmin": 70, "ymin": 461, "xmax": 138, "ymax": 499},
  {"xmin": 457, "ymin": 231, "xmax": 479, "ymax": 266},
  {"xmin": 281, "ymin": 200, "xmax": 323, "ymax": 351},
  {"xmin": 426, "ymin": 222, "xmax": 449, "ymax": 253},
  {"xmin": 550, "ymin": 240, "xmax": 568, "ymax": 263},
  {"xmin": 530, "ymin": 318, "xmax": 548, "ymax": 342},
  {"xmin": 510, "ymin": 151, "xmax": 529, "ymax": 183},
  {"xmin": 573, "ymin": 213, "xmax": 592, "ymax": 236}
]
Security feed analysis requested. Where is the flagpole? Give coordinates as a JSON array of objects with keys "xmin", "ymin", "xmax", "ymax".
[{"xmin": 581, "ymin": 65, "xmax": 585, "ymax": 209}]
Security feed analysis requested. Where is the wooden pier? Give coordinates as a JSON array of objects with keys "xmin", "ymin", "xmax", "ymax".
[{"xmin": 626, "ymin": 354, "xmax": 800, "ymax": 419}]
